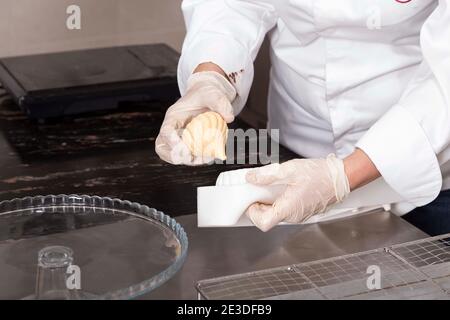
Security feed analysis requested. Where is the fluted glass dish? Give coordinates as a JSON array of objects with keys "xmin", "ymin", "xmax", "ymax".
[{"xmin": 0, "ymin": 195, "xmax": 188, "ymax": 299}]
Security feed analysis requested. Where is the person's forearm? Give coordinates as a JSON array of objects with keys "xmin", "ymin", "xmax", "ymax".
[
  {"xmin": 195, "ymin": 64, "xmax": 380, "ymax": 191},
  {"xmin": 343, "ymin": 148, "xmax": 380, "ymax": 191},
  {"xmin": 194, "ymin": 62, "xmax": 228, "ymax": 78}
]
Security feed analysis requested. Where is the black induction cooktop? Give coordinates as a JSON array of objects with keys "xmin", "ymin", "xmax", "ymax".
[{"xmin": 0, "ymin": 44, "xmax": 180, "ymax": 119}]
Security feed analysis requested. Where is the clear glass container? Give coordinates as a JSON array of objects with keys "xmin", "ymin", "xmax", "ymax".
[
  {"xmin": 0, "ymin": 195, "xmax": 188, "ymax": 299},
  {"xmin": 35, "ymin": 246, "xmax": 76, "ymax": 300}
]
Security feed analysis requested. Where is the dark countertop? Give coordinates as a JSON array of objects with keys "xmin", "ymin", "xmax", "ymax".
[
  {"xmin": 0, "ymin": 85, "xmax": 296, "ymax": 217},
  {"xmin": 0, "ymin": 85, "xmax": 428, "ymax": 300}
]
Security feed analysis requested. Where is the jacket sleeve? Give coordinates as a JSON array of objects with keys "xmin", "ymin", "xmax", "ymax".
[
  {"xmin": 177, "ymin": 0, "xmax": 278, "ymax": 114},
  {"xmin": 356, "ymin": 0, "xmax": 450, "ymax": 207}
]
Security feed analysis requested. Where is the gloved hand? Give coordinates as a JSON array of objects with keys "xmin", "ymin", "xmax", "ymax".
[
  {"xmin": 245, "ymin": 155, "xmax": 350, "ymax": 232},
  {"xmin": 155, "ymin": 71, "xmax": 236, "ymax": 165}
]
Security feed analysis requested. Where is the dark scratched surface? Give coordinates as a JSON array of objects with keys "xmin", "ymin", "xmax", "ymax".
[
  {"xmin": 0, "ymin": 86, "xmax": 429, "ymax": 300},
  {"xmin": 0, "ymin": 84, "xmax": 296, "ymax": 217}
]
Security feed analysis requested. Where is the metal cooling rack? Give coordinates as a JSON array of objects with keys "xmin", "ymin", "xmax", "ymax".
[{"xmin": 197, "ymin": 233, "xmax": 450, "ymax": 300}]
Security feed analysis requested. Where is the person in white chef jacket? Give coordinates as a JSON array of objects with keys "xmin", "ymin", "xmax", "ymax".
[{"xmin": 156, "ymin": 0, "xmax": 450, "ymax": 235}]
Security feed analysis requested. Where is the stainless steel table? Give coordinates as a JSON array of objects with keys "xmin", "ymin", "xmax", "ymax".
[
  {"xmin": 144, "ymin": 210, "xmax": 428, "ymax": 299},
  {"xmin": 0, "ymin": 88, "xmax": 429, "ymax": 300}
]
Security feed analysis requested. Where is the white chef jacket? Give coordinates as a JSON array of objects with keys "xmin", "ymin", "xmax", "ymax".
[{"xmin": 177, "ymin": 0, "xmax": 450, "ymax": 215}]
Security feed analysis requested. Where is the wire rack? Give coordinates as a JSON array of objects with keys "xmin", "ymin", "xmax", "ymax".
[{"xmin": 197, "ymin": 233, "xmax": 450, "ymax": 300}]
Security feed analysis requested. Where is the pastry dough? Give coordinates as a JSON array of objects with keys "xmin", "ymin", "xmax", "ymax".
[{"xmin": 182, "ymin": 111, "xmax": 228, "ymax": 160}]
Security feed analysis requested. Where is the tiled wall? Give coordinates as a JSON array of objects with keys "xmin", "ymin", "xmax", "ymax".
[{"xmin": 0, "ymin": 0, "xmax": 267, "ymax": 125}]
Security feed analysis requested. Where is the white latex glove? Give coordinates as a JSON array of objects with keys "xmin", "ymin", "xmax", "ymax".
[
  {"xmin": 245, "ymin": 155, "xmax": 351, "ymax": 232},
  {"xmin": 155, "ymin": 71, "xmax": 236, "ymax": 165}
]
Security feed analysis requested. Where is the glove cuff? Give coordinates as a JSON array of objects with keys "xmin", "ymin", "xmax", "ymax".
[
  {"xmin": 326, "ymin": 154, "xmax": 351, "ymax": 202},
  {"xmin": 187, "ymin": 71, "xmax": 237, "ymax": 103}
]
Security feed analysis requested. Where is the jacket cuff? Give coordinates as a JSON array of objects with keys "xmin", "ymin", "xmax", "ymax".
[
  {"xmin": 356, "ymin": 104, "xmax": 442, "ymax": 207},
  {"xmin": 177, "ymin": 33, "xmax": 253, "ymax": 115}
]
